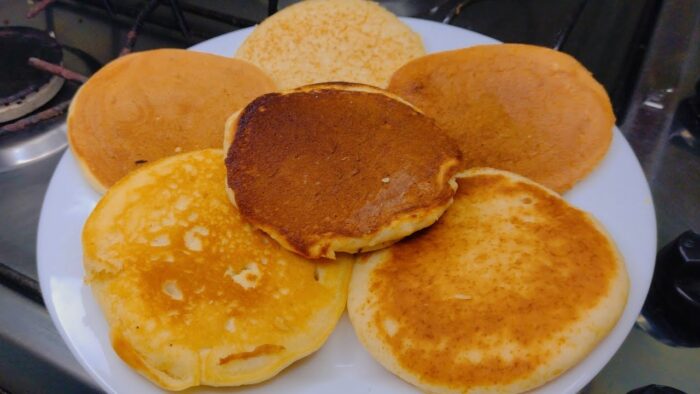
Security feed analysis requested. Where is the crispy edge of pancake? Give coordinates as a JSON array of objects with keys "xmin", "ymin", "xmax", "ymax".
[
  {"xmin": 387, "ymin": 44, "xmax": 615, "ymax": 193},
  {"xmin": 347, "ymin": 168, "xmax": 629, "ymax": 394},
  {"xmin": 83, "ymin": 149, "xmax": 353, "ymax": 390},
  {"xmin": 67, "ymin": 83, "xmax": 111, "ymax": 194},
  {"xmin": 223, "ymin": 82, "xmax": 461, "ymax": 259}
]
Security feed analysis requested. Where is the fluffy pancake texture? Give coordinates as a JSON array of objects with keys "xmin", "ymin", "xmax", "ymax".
[
  {"xmin": 68, "ymin": 49, "xmax": 275, "ymax": 193},
  {"xmin": 235, "ymin": 0, "xmax": 424, "ymax": 89},
  {"xmin": 225, "ymin": 83, "xmax": 462, "ymax": 259},
  {"xmin": 388, "ymin": 44, "xmax": 615, "ymax": 193},
  {"xmin": 82, "ymin": 149, "xmax": 351, "ymax": 390},
  {"xmin": 348, "ymin": 168, "xmax": 628, "ymax": 394}
]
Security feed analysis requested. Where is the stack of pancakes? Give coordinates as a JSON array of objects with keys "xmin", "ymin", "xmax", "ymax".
[{"xmin": 75, "ymin": 0, "xmax": 628, "ymax": 392}]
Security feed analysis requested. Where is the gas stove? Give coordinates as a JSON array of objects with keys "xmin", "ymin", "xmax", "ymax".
[{"xmin": 0, "ymin": 1, "xmax": 699, "ymax": 393}]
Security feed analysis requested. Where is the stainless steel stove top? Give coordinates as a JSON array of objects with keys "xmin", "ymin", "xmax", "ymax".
[{"xmin": 1, "ymin": 1, "xmax": 699, "ymax": 393}]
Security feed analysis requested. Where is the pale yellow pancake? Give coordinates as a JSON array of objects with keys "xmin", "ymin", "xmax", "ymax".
[
  {"xmin": 388, "ymin": 44, "xmax": 615, "ymax": 193},
  {"xmin": 68, "ymin": 49, "xmax": 276, "ymax": 193},
  {"xmin": 224, "ymin": 83, "xmax": 462, "ymax": 259},
  {"xmin": 236, "ymin": 0, "xmax": 425, "ymax": 89},
  {"xmin": 83, "ymin": 149, "xmax": 352, "ymax": 390},
  {"xmin": 348, "ymin": 168, "xmax": 628, "ymax": 394}
]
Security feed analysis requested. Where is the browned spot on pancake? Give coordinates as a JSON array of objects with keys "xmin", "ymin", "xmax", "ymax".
[
  {"xmin": 388, "ymin": 44, "xmax": 615, "ymax": 193},
  {"xmin": 226, "ymin": 86, "xmax": 461, "ymax": 257},
  {"xmin": 218, "ymin": 344, "xmax": 285, "ymax": 365},
  {"xmin": 369, "ymin": 175, "xmax": 617, "ymax": 388},
  {"xmin": 112, "ymin": 332, "xmax": 149, "ymax": 373}
]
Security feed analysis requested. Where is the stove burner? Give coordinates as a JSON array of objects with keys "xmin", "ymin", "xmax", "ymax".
[{"xmin": 0, "ymin": 27, "xmax": 64, "ymax": 123}]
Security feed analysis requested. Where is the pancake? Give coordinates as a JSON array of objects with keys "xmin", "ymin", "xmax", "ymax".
[
  {"xmin": 82, "ymin": 149, "xmax": 352, "ymax": 390},
  {"xmin": 348, "ymin": 168, "xmax": 628, "ymax": 394},
  {"xmin": 68, "ymin": 49, "xmax": 275, "ymax": 193},
  {"xmin": 224, "ymin": 83, "xmax": 462, "ymax": 259},
  {"xmin": 235, "ymin": 0, "xmax": 424, "ymax": 89},
  {"xmin": 387, "ymin": 44, "xmax": 615, "ymax": 193}
]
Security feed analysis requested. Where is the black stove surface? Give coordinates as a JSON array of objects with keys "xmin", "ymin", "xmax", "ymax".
[{"xmin": 0, "ymin": 1, "xmax": 699, "ymax": 393}]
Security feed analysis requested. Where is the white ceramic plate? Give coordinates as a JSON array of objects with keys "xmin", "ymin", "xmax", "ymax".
[{"xmin": 38, "ymin": 18, "xmax": 656, "ymax": 394}]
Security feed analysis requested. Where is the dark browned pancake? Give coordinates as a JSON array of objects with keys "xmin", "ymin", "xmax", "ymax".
[{"xmin": 224, "ymin": 83, "xmax": 462, "ymax": 259}]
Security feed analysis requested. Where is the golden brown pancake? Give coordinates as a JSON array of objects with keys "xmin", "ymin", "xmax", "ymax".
[
  {"xmin": 235, "ymin": 0, "xmax": 424, "ymax": 89},
  {"xmin": 224, "ymin": 83, "xmax": 462, "ymax": 259},
  {"xmin": 387, "ymin": 44, "xmax": 615, "ymax": 193},
  {"xmin": 68, "ymin": 49, "xmax": 276, "ymax": 193},
  {"xmin": 83, "ymin": 149, "xmax": 352, "ymax": 390},
  {"xmin": 348, "ymin": 168, "xmax": 628, "ymax": 394}
]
